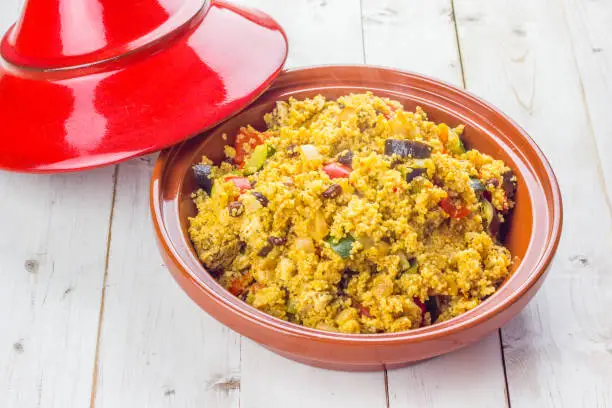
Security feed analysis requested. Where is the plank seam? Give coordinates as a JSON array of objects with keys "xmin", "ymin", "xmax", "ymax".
[
  {"xmin": 88, "ymin": 165, "xmax": 119, "ymax": 408},
  {"xmin": 383, "ymin": 367, "xmax": 390, "ymax": 408},
  {"xmin": 449, "ymin": 0, "xmax": 467, "ymax": 88},
  {"xmin": 451, "ymin": 3, "xmax": 511, "ymax": 406},
  {"xmin": 557, "ymin": 0, "xmax": 612, "ymax": 220},
  {"xmin": 359, "ymin": 0, "xmax": 367, "ymax": 64},
  {"xmin": 499, "ymin": 329, "xmax": 512, "ymax": 408}
]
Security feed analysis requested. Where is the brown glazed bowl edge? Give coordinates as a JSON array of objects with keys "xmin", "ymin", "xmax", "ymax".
[{"xmin": 150, "ymin": 65, "xmax": 563, "ymax": 371}]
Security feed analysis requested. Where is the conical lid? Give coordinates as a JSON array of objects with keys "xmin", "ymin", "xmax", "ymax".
[{"xmin": 0, "ymin": 0, "xmax": 287, "ymax": 172}]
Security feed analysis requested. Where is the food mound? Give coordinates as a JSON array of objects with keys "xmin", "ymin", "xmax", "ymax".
[{"xmin": 188, "ymin": 93, "xmax": 517, "ymax": 334}]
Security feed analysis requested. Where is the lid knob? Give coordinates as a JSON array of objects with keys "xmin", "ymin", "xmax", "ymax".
[{"xmin": 1, "ymin": 0, "xmax": 206, "ymax": 68}]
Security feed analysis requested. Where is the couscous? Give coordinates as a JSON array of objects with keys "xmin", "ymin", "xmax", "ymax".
[{"xmin": 188, "ymin": 93, "xmax": 516, "ymax": 334}]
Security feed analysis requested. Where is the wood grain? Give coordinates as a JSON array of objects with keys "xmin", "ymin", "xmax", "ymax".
[
  {"xmin": 454, "ymin": 0, "xmax": 612, "ymax": 406},
  {"xmin": 0, "ymin": 4, "xmax": 116, "ymax": 408},
  {"xmin": 0, "ymin": 168, "xmax": 116, "ymax": 408},
  {"xmin": 362, "ymin": 1, "xmax": 509, "ymax": 406}
]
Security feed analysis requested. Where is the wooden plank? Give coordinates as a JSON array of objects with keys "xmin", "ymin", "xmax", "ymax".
[
  {"xmin": 93, "ymin": 158, "xmax": 242, "ymax": 408},
  {"xmin": 362, "ymin": 0, "xmax": 462, "ymax": 83},
  {"xmin": 0, "ymin": 167, "xmax": 116, "ymax": 408},
  {"xmin": 362, "ymin": 1, "xmax": 509, "ymax": 407},
  {"xmin": 454, "ymin": 0, "xmax": 612, "ymax": 406},
  {"xmin": 0, "ymin": 2, "xmax": 115, "ymax": 408},
  {"xmin": 560, "ymin": 0, "xmax": 612, "ymax": 203},
  {"xmin": 236, "ymin": 0, "xmax": 365, "ymax": 68},
  {"xmin": 233, "ymin": 1, "xmax": 387, "ymax": 407}
]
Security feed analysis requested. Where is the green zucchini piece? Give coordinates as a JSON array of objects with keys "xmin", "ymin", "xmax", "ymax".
[
  {"xmin": 326, "ymin": 235, "xmax": 355, "ymax": 259},
  {"xmin": 406, "ymin": 258, "xmax": 419, "ymax": 274},
  {"xmin": 448, "ymin": 136, "xmax": 466, "ymax": 155},
  {"xmin": 266, "ymin": 144, "xmax": 277, "ymax": 157},
  {"xmin": 470, "ymin": 177, "xmax": 486, "ymax": 194},
  {"xmin": 481, "ymin": 199, "xmax": 494, "ymax": 227},
  {"xmin": 244, "ymin": 144, "xmax": 270, "ymax": 175}
]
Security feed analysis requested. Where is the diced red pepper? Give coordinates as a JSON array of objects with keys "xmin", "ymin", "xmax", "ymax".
[
  {"xmin": 323, "ymin": 163, "xmax": 352, "ymax": 179},
  {"xmin": 228, "ymin": 274, "xmax": 253, "ymax": 296},
  {"xmin": 413, "ymin": 297, "xmax": 426, "ymax": 327},
  {"xmin": 439, "ymin": 197, "xmax": 470, "ymax": 219},
  {"xmin": 359, "ymin": 304, "xmax": 372, "ymax": 318},
  {"xmin": 225, "ymin": 176, "xmax": 251, "ymax": 193},
  {"xmin": 234, "ymin": 128, "xmax": 267, "ymax": 165}
]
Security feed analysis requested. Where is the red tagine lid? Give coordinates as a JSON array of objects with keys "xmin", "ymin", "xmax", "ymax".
[{"xmin": 0, "ymin": 0, "xmax": 288, "ymax": 172}]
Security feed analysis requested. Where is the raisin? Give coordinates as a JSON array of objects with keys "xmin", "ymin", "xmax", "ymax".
[
  {"xmin": 287, "ymin": 144, "xmax": 299, "ymax": 157},
  {"xmin": 258, "ymin": 245, "xmax": 273, "ymax": 257},
  {"xmin": 228, "ymin": 201, "xmax": 244, "ymax": 217},
  {"xmin": 322, "ymin": 184, "xmax": 342, "ymax": 199},
  {"xmin": 268, "ymin": 236, "xmax": 287, "ymax": 246},
  {"xmin": 485, "ymin": 178, "xmax": 500, "ymax": 188},
  {"xmin": 251, "ymin": 191, "xmax": 269, "ymax": 207}
]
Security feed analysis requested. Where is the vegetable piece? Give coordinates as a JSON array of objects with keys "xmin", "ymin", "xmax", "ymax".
[
  {"xmin": 439, "ymin": 197, "xmax": 470, "ymax": 219},
  {"xmin": 359, "ymin": 304, "xmax": 372, "ymax": 318},
  {"xmin": 266, "ymin": 144, "xmax": 277, "ymax": 157},
  {"xmin": 438, "ymin": 123, "xmax": 450, "ymax": 143},
  {"xmin": 384, "ymin": 139, "xmax": 432, "ymax": 159},
  {"xmin": 502, "ymin": 169, "xmax": 517, "ymax": 200},
  {"xmin": 337, "ymin": 150, "xmax": 354, "ymax": 168},
  {"xmin": 470, "ymin": 177, "xmax": 486, "ymax": 195},
  {"xmin": 406, "ymin": 258, "xmax": 418, "ymax": 274},
  {"xmin": 413, "ymin": 297, "xmax": 427, "ymax": 327},
  {"xmin": 481, "ymin": 199, "xmax": 500, "ymax": 236},
  {"xmin": 447, "ymin": 136, "xmax": 466, "ymax": 155},
  {"xmin": 323, "ymin": 163, "xmax": 352, "ymax": 179},
  {"xmin": 310, "ymin": 211, "xmax": 329, "ymax": 240},
  {"xmin": 326, "ymin": 235, "xmax": 355, "ymax": 259},
  {"xmin": 251, "ymin": 191, "xmax": 269, "ymax": 207},
  {"xmin": 301, "ymin": 144, "xmax": 321, "ymax": 161},
  {"xmin": 294, "ymin": 237, "xmax": 315, "ymax": 253},
  {"xmin": 243, "ymin": 144, "xmax": 270, "ymax": 175},
  {"xmin": 228, "ymin": 273, "xmax": 253, "ymax": 296},
  {"xmin": 193, "ymin": 164, "xmax": 214, "ymax": 194},
  {"xmin": 338, "ymin": 268, "xmax": 357, "ymax": 293},
  {"xmin": 425, "ymin": 296, "xmax": 441, "ymax": 323},
  {"xmin": 405, "ymin": 167, "xmax": 427, "ymax": 183},
  {"xmin": 322, "ymin": 184, "xmax": 342, "ymax": 199},
  {"xmin": 225, "ymin": 176, "xmax": 251, "ymax": 193},
  {"xmin": 234, "ymin": 128, "xmax": 267, "ymax": 165}
]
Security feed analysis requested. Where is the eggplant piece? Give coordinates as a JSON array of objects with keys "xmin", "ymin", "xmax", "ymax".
[
  {"xmin": 481, "ymin": 199, "xmax": 501, "ymax": 237},
  {"xmin": 502, "ymin": 169, "xmax": 517, "ymax": 200},
  {"xmin": 337, "ymin": 150, "xmax": 354, "ymax": 168},
  {"xmin": 425, "ymin": 296, "xmax": 442, "ymax": 323},
  {"xmin": 470, "ymin": 177, "xmax": 486, "ymax": 195},
  {"xmin": 405, "ymin": 167, "xmax": 427, "ymax": 183},
  {"xmin": 338, "ymin": 268, "xmax": 358, "ymax": 294},
  {"xmin": 193, "ymin": 164, "xmax": 214, "ymax": 195},
  {"xmin": 384, "ymin": 139, "xmax": 432, "ymax": 159}
]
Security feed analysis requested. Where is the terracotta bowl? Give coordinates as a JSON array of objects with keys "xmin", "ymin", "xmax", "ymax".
[{"xmin": 150, "ymin": 66, "xmax": 562, "ymax": 371}]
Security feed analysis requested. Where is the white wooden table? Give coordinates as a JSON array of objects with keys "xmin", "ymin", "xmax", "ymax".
[{"xmin": 2, "ymin": 0, "xmax": 611, "ymax": 407}]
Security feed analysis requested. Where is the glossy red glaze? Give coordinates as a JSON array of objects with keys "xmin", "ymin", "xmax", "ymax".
[
  {"xmin": 151, "ymin": 66, "xmax": 563, "ymax": 371},
  {"xmin": 0, "ymin": 0, "xmax": 287, "ymax": 173}
]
